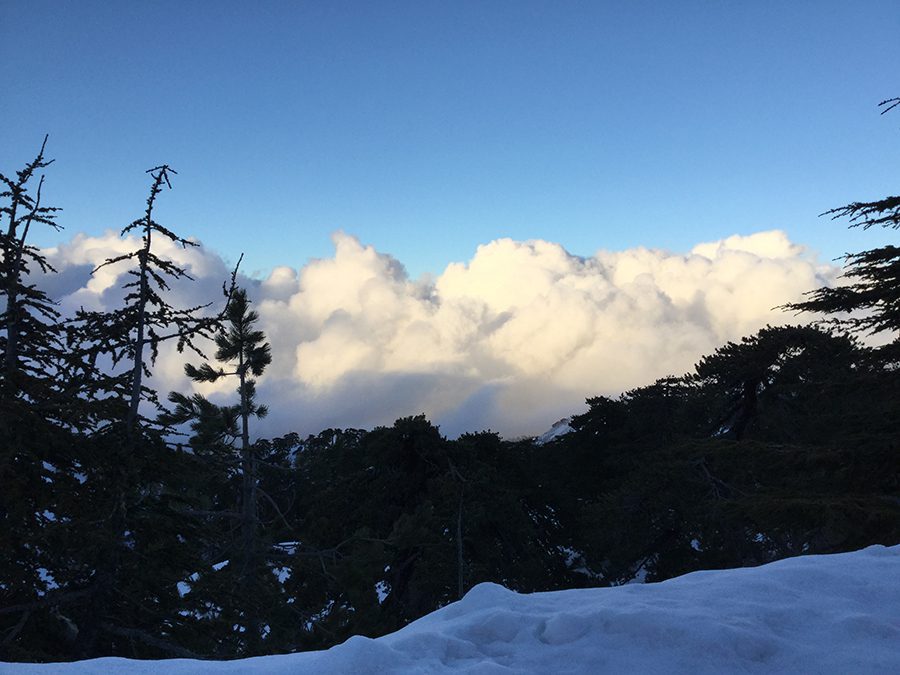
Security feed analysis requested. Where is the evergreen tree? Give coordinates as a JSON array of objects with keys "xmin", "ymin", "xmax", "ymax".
[
  {"xmin": 555, "ymin": 324, "xmax": 899, "ymax": 586},
  {"xmin": 170, "ymin": 287, "xmax": 272, "ymax": 654},
  {"xmin": 284, "ymin": 418, "xmax": 568, "ymax": 649},
  {"xmin": 76, "ymin": 165, "xmax": 226, "ymax": 438},
  {"xmin": 0, "ymin": 138, "xmax": 83, "ymax": 660},
  {"xmin": 0, "ymin": 135, "xmax": 63, "ymax": 399},
  {"xmin": 59, "ymin": 166, "xmax": 235, "ymax": 658},
  {"xmin": 693, "ymin": 325, "xmax": 861, "ymax": 442}
]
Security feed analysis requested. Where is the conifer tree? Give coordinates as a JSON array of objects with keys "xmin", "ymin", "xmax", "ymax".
[
  {"xmin": 76, "ymin": 165, "xmax": 226, "ymax": 439},
  {"xmin": 62, "ymin": 166, "xmax": 236, "ymax": 658},
  {"xmin": 0, "ymin": 138, "xmax": 82, "ymax": 659},
  {"xmin": 171, "ymin": 287, "xmax": 272, "ymax": 653},
  {"xmin": 0, "ymin": 135, "xmax": 64, "ymax": 404},
  {"xmin": 693, "ymin": 325, "xmax": 860, "ymax": 441}
]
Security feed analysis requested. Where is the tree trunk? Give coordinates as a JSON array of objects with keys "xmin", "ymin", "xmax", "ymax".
[
  {"xmin": 125, "ymin": 230, "xmax": 152, "ymax": 439},
  {"xmin": 238, "ymin": 356, "xmax": 260, "ymax": 651},
  {"xmin": 80, "ymin": 221, "xmax": 152, "ymax": 656}
]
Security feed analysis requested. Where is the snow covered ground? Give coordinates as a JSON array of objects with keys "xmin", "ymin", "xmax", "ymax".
[{"xmin": 5, "ymin": 544, "xmax": 899, "ymax": 674}]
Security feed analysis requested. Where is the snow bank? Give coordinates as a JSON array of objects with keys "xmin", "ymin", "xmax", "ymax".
[{"xmin": 5, "ymin": 545, "xmax": 899, "ymax": 674}]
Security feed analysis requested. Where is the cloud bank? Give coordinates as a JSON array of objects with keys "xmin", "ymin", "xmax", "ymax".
[{"xmin": 40, "ymin": 229, "xmax": 837, "ymax": 438}]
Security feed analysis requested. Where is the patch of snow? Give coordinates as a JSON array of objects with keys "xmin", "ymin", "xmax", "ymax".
[
  {"xmin": 626, "ymin": 560, "xmax": 649, "ymax": 584},
  {"xmin": 181, "ymin": 602, "xmax": 222, "ymax": 622},
  {"xmin": 274, "ymin": 542, "xmax": 300, "ymax": 554},
  {"xmin": 375, "ymin": 580, "xmax": 390, "ymax": 604},
  {"xmin": 4, "ymin": 546, "xmax": 899, "ymax": 673},
  {"xmin": 36, "ymin": 568, "xmax": 58, "ymax": 596},
  {"xmin": 175, "ymin": 559, "xmax": 228, "ymax": 597},
  {"xmin": 535, "ymin": 418, "xmax": 573, "ymax": 445},
  {"xmin": 272, "ymin": 567, "xmax": 291, "ymax": 584},
  {"xmin": 558, "ymin": 545, "xmax": 579, "ymax": 567},
  {"xmin": 558, "ymin": 546, "xmax": 603, "ymax": 581},
  {"xmin": 41, "ymin": 462, "xmax": 58, "ymax": 484},
  {"xmin": 305, "ymin": 600, "xmax": 336, "ymax": 632},
  {"xmin": 177, "ymin": 571, "xmax": 201, "ymax": 597}
]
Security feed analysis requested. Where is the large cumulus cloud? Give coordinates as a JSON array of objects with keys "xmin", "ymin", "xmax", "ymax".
[{"xmin": 39, "ymin": 229, "xmax": 837, "ymax": 438}]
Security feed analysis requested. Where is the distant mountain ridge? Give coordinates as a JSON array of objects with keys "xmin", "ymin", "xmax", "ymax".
[{"xmin": 535, "ymin": 417, "xmax": 574, "ymax": 445}]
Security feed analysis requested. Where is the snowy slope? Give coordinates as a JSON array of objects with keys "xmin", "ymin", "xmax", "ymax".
[
  {"xmin": 535, "ymin": 417, "xmax": 573, "ymax": 445},
  {"xmin": 5, "ymin": 545, "xmax": 899, "ymax": 674}
]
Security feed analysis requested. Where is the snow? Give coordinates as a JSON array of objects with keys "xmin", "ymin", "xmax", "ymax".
[
  {"xmin": 41, "ymin": 462, "xmax": 58, "ymax": 484},
  {"xmin": 375, "ymin": 580, "xmax": 391, "ymax": 604},
  {"xmin": 176, "ymin": 571, "xmax": 200, "ymax": 598},
  {"xmin": 535, "ymin": 417, "xmax": 573, "ymax": 445},
  {"xmin": 178, "ymin": 562, "xmax": 226, "ymax": 598},
  {"xmin": 271, "ymin": 566, "xmax": 291, "ymax": 584},
  {"xmin": 4, "ymin": 544, "xmax": 899, "ymax": 673},
  {"xmin": 36, "ymin": 568, "xmax": 59, "ymax": 596},
  {"xmin": 557, "ymin": 545, "xmax": 602, "ymax": 581},
  {"xmin": 625, "ymin": 559, "xmax": 649, "ymax": 584},
  {"xmin": 273, "ymin": 542, "xmax": 300, "ymax": 555}
]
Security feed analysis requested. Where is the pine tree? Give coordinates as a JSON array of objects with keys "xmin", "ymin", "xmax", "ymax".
[
  {"xmin": 61, "ymin": 166, "xmax": 236, "ymax": 658},
  {"xmin": 0, "ymin": 135, "xmax": 68, "ymax": 407},
  {"xmin": 75, "ymin": 165, "xmax": 226, "ymax": 439},
  {"xmin": 171, "ymin": 287, "xmax": 272, "ymax": 653},
  {"xmin": 0, "ymin": 138, "xmax": 83, "ymax": 659}
]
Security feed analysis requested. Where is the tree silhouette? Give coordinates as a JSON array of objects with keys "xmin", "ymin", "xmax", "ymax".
[
  {"xmin": 63, "ymin": 166, "xmax": 237, "ymax": 658},
  {"xmin": 76, "ymin": 165, "xmax": 232, "ymax": 440},
  {"xmin": 0, "ymin": 137, "xmax": 76, "ymax": 660},
  {"xmin": 0, "ymin": 135, "xmax": 63, "ymax": 401},
  {"xmin": 169, "ymin": 287, "xmax": 272, "ymax": 653}
]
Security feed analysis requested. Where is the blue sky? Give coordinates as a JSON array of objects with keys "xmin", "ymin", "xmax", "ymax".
[{"xmin": 3, "ymin": 0, "xmax": 898, "ymax": 279}]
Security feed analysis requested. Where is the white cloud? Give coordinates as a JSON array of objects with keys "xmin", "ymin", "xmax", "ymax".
[{"xmin": 38, "ymin": 229, "xmax": 838, "ymax": 438}]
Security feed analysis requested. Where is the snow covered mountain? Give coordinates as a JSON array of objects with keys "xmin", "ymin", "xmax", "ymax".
[
  {"xmin": 4, "ymin": 544, "xmax": 899, "ymax": 674},
  {"xmin": 535, "ymin": 417, "xmax": 573, "ymax": 445}
]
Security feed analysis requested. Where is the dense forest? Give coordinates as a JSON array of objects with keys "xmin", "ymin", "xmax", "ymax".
[{"xmin": 2, "ymin": 102, "xmax": 899, "ymax": 662}]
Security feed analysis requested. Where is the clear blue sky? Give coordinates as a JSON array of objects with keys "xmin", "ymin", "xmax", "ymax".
[{"xmin": 3, "ymin": 0, "xmax": 898, "ymax": 278}]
